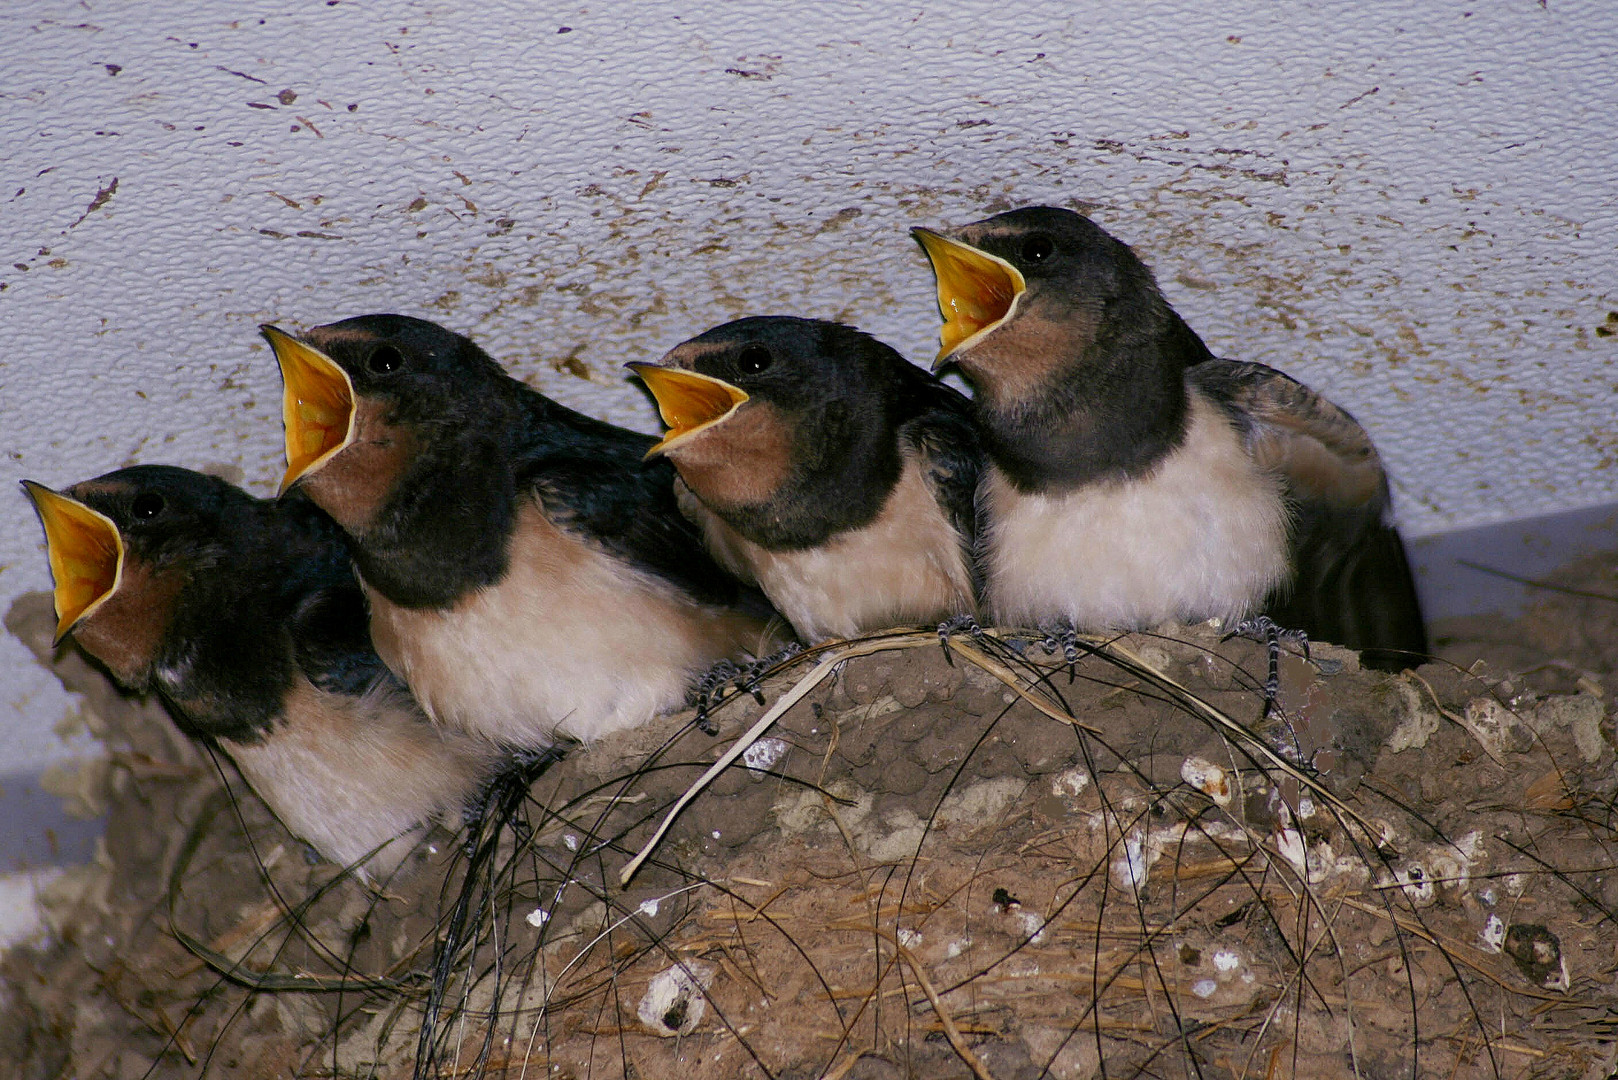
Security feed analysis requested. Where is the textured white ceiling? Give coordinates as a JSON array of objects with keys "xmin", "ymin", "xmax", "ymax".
[{"xmin": 1, "ymin": 0, "xmax": 1613, "ymax": 774}]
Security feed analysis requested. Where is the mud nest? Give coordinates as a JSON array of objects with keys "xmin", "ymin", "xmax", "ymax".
[{"xmin": 4, "ymin": 565, "xmax": 1618, "ymax": 1080}]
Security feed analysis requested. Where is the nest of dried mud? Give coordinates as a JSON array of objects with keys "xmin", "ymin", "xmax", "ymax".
[{"xmin": 3, "ymin": 565, "xmax": 1618, "ymax": 1080}]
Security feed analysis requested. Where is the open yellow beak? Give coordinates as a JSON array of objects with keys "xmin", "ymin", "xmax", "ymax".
[
  {"xmin": 22, "ymin": 482, "xmax": 124, "ymax": 645},
  {"xmin": 627, "ymin": 363, "xmax": 750, "ymax": 458},
  {"xmin": 263, "ymin": 324, "xmax": 356, "ymax": 494},
  {"xmin": 912, "ymin": 228, "xmax": 1026, "ymax": 366}
]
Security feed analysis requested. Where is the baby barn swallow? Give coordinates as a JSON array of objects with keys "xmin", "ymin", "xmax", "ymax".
[
  {"xmin": 266, "ymin": 315, "xmax": 785, "ymax": 748},
  {"xmin": 23, "ymin": 466, "xmax": 499, "ymax": 878},
  {"xmin": 915, "ymin": 207, "xmax": 1427, "ymax": 668},
  {"xmin": 629, "ymin": 316, "xmax": 982, "ymax": 642}
]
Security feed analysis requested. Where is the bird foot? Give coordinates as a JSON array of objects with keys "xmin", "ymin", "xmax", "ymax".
[
  {"xmin": 936, "ymin": 613, "xmax": 983, "ymax": 665},
  {"xmin": 462, "ymin": 745, "xmax": 566, "ymax": 832},
  {"xmin": 1038, "ymin": 624, "xmax": 1082, "ymax": 665},
  {"xmin": 688, "ymin": 659, "xmax": 741, "ymax": 733},
  {"xmin": 1224, "ymin": 616, "xmax": 1309, "ymax": 715},
  {"xmin": 742, "ymin": 642, "xmax": 805, "ymax": 686},
  {"xmin": 689, "ymin": 644, "xmax": 804, "ymax": 734}
]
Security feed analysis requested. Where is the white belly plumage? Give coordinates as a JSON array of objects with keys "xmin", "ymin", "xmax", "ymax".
[
  {"xmin": 226, "ymin": 676, "xmax": 495, "ymax": 879},
  {"xmin": 983, "ymin": 393, "xmax": 1290, "ymax": 631},
  {"xmin": 682, "ymin": 457, "xmax": 975, "ymax": 643},
  {"xmin": 363, "ymin": 502, "xmax": 774, "ymax": 747}
]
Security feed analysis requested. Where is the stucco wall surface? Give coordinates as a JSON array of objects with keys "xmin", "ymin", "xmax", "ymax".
[{"xmin": 0, "ymin": 0, "xmax": 1613, "ymax": 776}]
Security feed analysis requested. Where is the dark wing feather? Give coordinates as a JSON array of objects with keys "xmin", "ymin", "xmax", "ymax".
[
  {"xmin": 514, "ymin": 400, "xmax": 779, "ymax": 619},
  {"xmin": 1190, "ymin": 360, "xmax": 1428, "ymax": 669},
  {"xmin": 274, "ymin": 496, "xmax": 402, "ymax": 696},
  {"xmin": 160, "ymin": 492, "xmax": 396, "ymax": 742},
  {"xmin": 289, "ymin": 582, "xmax": 401, "ymax": 696},
  {"xmin": 894, "ymin": 373, "xmax": 986, "ymax": 599}
]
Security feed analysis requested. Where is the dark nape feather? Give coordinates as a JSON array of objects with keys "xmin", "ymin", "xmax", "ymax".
[
  {"xmin": 1263, "ymin": 501, "xmax": 1429, "ymax": 670},
  {"xmin": 897, "ymin": 379, "xmax": 986, "ymax": 598},
  {"xmin": 290, "ymin": 583, "xmax": 399, "ymax": 696},
  {"xmin": 268, "ymin": 493, "xmax": 397, "ymax": 695},
  {"xmin": 514, "ymin": 399, "xmax": 775, "ymax": 616}
]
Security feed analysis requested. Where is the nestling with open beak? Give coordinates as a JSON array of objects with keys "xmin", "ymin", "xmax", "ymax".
[
  {"xmin": 630, "ymin": 316, "xmax": 982, "ymax": 642},
  {"xmin": 266, "ymin": 314, "xmax": 787, "ymax": 748},
  {"xmin": 22, "ymin": 466, "xmax": 500, "ymax": 878},
  {"xmin": 914, "ymin": 206, "xmax": 1427, "ymax": 669}
]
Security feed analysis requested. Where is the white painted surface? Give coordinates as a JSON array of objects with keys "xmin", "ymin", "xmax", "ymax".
[
  {"xmin": 0, "ymin": 868, "xmax": 63, "ymax": 952},
  {"xmin": 1, "ymin": 0, "xmax": 1613, "ymax": 775}
]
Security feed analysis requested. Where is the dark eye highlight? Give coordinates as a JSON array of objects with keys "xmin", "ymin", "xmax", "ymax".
[
  {"xmin": 736, "ymin": 345, "xmax": 773, "ymax": 375},
  {"xmin": 1020, "ymin": 234, "xmax": 1055, "ymax": 263},
  {"xmin": 131, "ymin": 492, "xmax": 165, "ymax": 520},
  {"xmin": 367, "ymin": 345, "xmax": 404, "ymax": 374}
]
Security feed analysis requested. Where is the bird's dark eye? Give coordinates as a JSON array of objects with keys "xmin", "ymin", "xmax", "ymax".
[
  {"xmin": 1021, "ymin": 234, "xmax": 1055, "ymax": 263},
  {"xmin": 367, "ymin": 345, "xmax": 404, "ymax": 374},
  {"xmin": 736, "ymin": 345, "xmax": 773, "ymax": 375},
  {"xmin": 131, "ymin": 492, "xmax": 164, "ymax": 520}
]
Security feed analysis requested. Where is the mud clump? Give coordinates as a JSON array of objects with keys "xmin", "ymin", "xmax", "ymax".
[{"xmin": 2, "ymin": 586, "xmax": 1617, "ymax": 1079}]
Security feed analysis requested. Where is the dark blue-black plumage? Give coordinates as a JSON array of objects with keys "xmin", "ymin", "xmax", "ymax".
[
  {"xmin": 25, "ymin": 464, "xmax": 496, "ymax": 875},
  {"xmin": 638, "ymin": 315, "xmax": 983, "ymax": 641},
  {"xmin": 61, "ymin": 465, "xmax": 395, "ymax": 740},
  {"xmin": 270, "ymin": 314, "xmax": 786, "ymax": 747},
  {"xmin": 919, "ymin": 206, "xmax": 1427, "ymax": 668}
]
